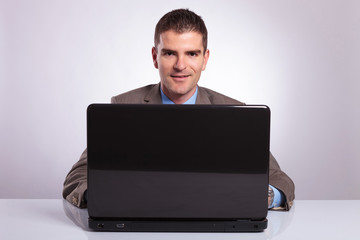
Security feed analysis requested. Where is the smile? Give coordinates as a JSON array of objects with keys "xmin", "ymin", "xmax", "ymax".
[{"xmin": 171, "ymin": 74, "xmax": 190, "ymax": 80}]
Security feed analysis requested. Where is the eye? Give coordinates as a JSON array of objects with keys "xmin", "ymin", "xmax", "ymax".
[
  {"xmin": 188, "ymin": 52, "xmax": 198, "ymax": 57},
  {"xmin": 163, "ymin": 51, "xmax": 175, "ymax": 56}
]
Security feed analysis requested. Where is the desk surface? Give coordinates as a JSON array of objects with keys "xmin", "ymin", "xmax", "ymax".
[{"xmin": 1, "ymin": 199, "xmax": 359, "ymax": 240}]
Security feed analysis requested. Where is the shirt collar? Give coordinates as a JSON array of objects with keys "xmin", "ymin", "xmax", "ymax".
[{"xmin": 160, "ymin": 87, "xmax": 198, "ymax": 105}]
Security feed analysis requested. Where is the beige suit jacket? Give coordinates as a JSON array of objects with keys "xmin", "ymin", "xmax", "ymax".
[{"xmin": 63, "ymin": 83, "xmax": 295, "ymax": 210}]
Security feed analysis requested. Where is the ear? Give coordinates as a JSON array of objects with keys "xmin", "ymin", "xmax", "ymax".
[
  {"xmin": 202, "ymin": 49, "xmax": 210, "ymax": 71},
  {"xmin": 152, "ymin": 47, "xmax": 158, "ymax": 69}
]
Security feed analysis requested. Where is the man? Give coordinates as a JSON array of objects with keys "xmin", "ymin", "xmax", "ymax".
[{"xmin": 63, "ymin": 9, "xmax": 295, "ymax": 210}]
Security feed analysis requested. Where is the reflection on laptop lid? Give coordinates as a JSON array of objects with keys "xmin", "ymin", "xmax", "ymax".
[{"xmin": 87, "ymin": 104, "xmax": 270, "ymax": 232}]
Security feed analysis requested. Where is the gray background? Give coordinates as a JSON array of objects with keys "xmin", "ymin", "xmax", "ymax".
[{"xmin": 1, "ymin": 0, "xmax": 359, "ymax": 199}]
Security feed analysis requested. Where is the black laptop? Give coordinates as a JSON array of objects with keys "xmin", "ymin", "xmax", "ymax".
[{"xmin": 87, "ymin": 104, "xmax": 270, "ymax": 232}]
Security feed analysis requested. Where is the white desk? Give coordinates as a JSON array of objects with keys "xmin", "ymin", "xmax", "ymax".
[{"xmin": 1, "ymin": 199, "xmax": 359, "ymax": 240}]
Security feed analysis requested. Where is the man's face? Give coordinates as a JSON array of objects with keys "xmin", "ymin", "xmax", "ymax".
[{"xmin": 152, "ymin": 30, "xmax": 210, "ymax": 104}]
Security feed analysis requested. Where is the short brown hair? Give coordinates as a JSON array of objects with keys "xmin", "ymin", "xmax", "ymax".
[{"xmin": 154, "ymin": 9, "xmax": 208, "ymax": 52}]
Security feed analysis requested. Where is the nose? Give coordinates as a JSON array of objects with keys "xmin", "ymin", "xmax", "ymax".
[{"xmin": 174, "ymin": 55, "xmax": 186, "ymax": 71}]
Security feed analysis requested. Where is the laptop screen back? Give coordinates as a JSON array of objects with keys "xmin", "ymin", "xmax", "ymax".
[{"xmin": 87, "ymin": 104, "xmax": 270, "ymax": 220}]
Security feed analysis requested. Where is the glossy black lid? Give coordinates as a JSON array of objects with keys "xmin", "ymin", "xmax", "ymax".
[{"xmin": 87, "ymin": 104, "xmax": 270, "ymax": 220}]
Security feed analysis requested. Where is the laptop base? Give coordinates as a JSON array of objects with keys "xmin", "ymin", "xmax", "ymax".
[{"xmin": 89, "ymin": 217, "xmax": 268, "ymax": 232}]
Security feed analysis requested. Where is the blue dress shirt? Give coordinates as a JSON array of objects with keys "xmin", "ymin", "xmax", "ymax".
[
  {"xmin": 160, "ymin": 87, "xmax": 198, "ymax": 104},
  {"xmin": 269, "ymin": 184, "xmax": 284, "ymax": 209}
]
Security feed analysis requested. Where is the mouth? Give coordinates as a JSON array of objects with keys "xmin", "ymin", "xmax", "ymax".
[{"xmin": 170, "ymin": 74, "xmax": 191, "ymax": 81}]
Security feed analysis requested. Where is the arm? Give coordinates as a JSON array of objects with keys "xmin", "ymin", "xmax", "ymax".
[
  {"xmin": 268, "ymin": 152, "xmax": 295, "ymax": 210},
  {"xmin": 62, "ymin": 149, "xmax": 88, "ymax": 208},
  {"xmin": 63, "ymin": 97, "xmax": 119, "ymax": 208}
]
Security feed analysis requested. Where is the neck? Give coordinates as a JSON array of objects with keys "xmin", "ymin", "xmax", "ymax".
[
  {"xmin": 161, "ymin": 85, "xmax": 197, "ymax": 104},
  {"xmin": 170, "ymin": 94, "xmax": 193, "ymax": 104}
]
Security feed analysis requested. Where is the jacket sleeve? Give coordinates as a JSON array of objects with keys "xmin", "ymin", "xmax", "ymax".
[
  {"xmin": 269, "ymin": 152, "xmax": 295, "ymax": 210},
  {"xmin": 62, "ymin": 96, "xmax": 119, "ymax": 208},
  {"xmin": 62, "ymin": 149, "xmax": 88, "ymax": 208}
]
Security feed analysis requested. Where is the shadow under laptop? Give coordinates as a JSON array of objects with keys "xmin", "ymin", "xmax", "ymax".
[{"xmin": 63, "ymin": 199, "xmax": 295, "ymax": 240}]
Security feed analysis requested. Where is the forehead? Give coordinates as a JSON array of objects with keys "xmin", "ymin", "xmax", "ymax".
[{"xmin": 158, "ymin": 30, "xmax": 204, "ymax": 52}]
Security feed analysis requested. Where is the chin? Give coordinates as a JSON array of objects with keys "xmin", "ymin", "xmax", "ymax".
[
  {"xmin": 171, "ymin": 86, "xmax": 192, "ymax": 96},
  {"xmin": 163, "ymin": 80, "xmax": 195, "ymax": 96}
]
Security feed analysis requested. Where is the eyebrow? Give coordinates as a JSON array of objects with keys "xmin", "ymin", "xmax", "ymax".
[
  {"xmin": 161, "ymin": 48, "xmax": 176, "ymax": 53},
  {"xmin": 186, "ymin": 50, "xmax": 202, "ymax": 54},
  {"xmin": 161, "ymin": 49, "xmax": 202, "ymax": 54}
]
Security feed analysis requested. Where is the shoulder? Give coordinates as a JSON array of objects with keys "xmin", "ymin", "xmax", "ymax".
[
  {"xmin": 111, "ymin": 84, "xmax": 159, "ymax": 104},
  {"xmin": 197, "ymin": 86, "xmax": 245, "ymax": 105}
]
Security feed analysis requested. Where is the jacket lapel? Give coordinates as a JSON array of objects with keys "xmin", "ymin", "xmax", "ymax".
[
  {"xmin": 143, "ymin": 83, "xmax": 162, "ymax": 104},
  {"xmin": 196, "ymin": 86, "xmax": 212, "ymax": 104}
]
